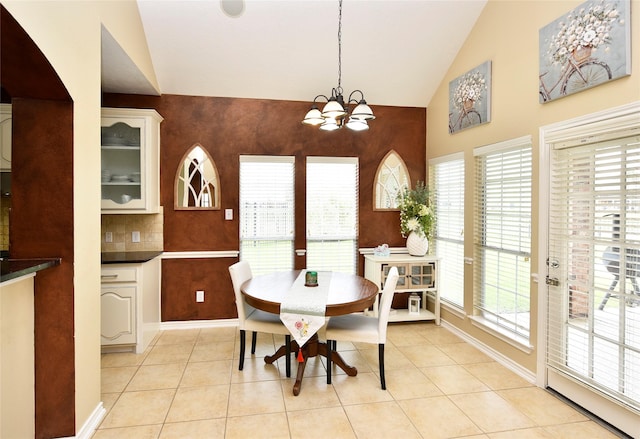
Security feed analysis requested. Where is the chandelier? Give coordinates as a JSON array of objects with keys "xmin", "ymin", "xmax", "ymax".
[{"xmin": 301, "ymin": 0, "xmax": 375, "ymax": 132}]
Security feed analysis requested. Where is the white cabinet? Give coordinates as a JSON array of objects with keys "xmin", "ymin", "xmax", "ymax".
[
  {"xmin": 0, "ymin": 104, "xmax": 11, "ymax": 171},
  {"xmin": 101, "ymin": 285, "xmax": 136, "ymax": 345},
  {"xmin": 364, "ymin": 253, "xmax": 440, "ymax": 324},
  {"xmin": 101, "ymin": 108, "xmax": 163, "ymax": 213},
  {"xmin": 100, "ymin": 257, "xmax": 161, "ymax": 353}
]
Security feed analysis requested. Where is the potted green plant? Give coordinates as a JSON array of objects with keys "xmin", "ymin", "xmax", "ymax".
[{"xmin": 397, "ymin": 181, "xmax": 434, "ymax": 256}]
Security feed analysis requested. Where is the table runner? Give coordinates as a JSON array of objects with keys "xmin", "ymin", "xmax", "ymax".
[{"xmin": 280, "ymin": 270, "xmax": 331, "ymax": 353}]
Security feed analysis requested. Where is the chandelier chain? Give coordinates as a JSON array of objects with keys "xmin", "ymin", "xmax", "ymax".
[
  {"xmin": 337, "ymin": 0, "xmax": 342, "ymax": 90},
  {"xmin": 301, "ymin": 0, "xmax": 374, "ymax": 130}
]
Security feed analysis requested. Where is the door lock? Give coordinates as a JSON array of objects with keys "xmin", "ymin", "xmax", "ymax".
[{"xmin": 545, "ymin": 276, "xmax": 560, "ymax": 286}]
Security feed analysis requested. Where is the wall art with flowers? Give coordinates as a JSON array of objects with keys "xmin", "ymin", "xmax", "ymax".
[
  {"xmin": 538, "ymin": 0, "xmax": 630, "ymax": 103},
  {"xmin": 448, "ymin": 60, "xmax": 491, "ymax": 134}
]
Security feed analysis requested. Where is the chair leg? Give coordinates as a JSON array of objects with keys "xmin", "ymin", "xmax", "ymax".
[
  {"xmin": 599, "ymin": 277, "xmax": 619, "ymax": 310},
  {"xmin": 629, "ymin": 277, "xmax": 640, "ymax": 306},
  {"xmin": 631, "ymin": 276, "xmax": 640, "ymax": 294},
  {"xmin": 239, "ymin": 329, "xmax": 246, "ymax": 371},
  {"xmin": 326, "ymin": 339, "xmax": 333, "ymax": 384},
  {"xmin": 378, "ymin": 343, "xmax": 386, "ymax": 390},
  {"xmin": 251, "ymin": 331, "xmax": 258, "ymax": 354},
  {"xmin": 285, "ymin": 335, "xmax": 291, "ymax": 378}
]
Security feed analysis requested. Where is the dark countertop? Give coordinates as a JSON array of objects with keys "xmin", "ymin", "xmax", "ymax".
[
  {"xmin": 101, "ymin": 251, "xmax": 163, "ymax": 264},
  {"xmin": 0, "ymin": 258, "xmax": 61, "ymax": 284}
]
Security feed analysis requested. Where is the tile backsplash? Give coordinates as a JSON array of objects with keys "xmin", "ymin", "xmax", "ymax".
[{"xmin": 101, "ymin": 208, "xmax": 163, "ymax": 252}]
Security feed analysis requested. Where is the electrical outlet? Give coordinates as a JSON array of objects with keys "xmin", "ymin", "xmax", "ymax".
[
  {"xmin": 132, "ymin": 231, "xmax": 141, "ymax": 243},
  {"xmin": 225, "ymin": 208, "xmax": 233, "ymax": 220},
  {"xmin": 105, "ymin": 232, "xmax": 113, "ymax": 243},
  {"xmin": 196, "ymin": 290, "xmax": 205, "ymax": 302}
]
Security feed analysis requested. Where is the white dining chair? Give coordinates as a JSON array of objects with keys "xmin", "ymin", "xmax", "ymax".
[
  {"xmin": 325, "ymin": 266, "xmax": 399, "ymax": 390},
  {"xmin": 228, "ymin": 260, "xmax": 292, "ymax": 377}
]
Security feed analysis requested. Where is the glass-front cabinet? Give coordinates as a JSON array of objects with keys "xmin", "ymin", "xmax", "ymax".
[
  {"xmin": 392, "ymin": 262, "xmax": 436, "ymax": 290},
  {"xmin": 364, "ymin": 254, "xmax": 440, "ymax": 323},
  {"xmin": 101, "ymin": 108, "xmax": 163, "ymax": 213}
]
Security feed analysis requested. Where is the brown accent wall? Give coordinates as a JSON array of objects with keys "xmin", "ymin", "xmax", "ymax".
[
  {"xmin": 10, "ymin": 98, "xmax": 75, "ymax": 438},
  {"xmin": 1, "ymin": 7, "xmax": 76, "ymax": 437},
  {"xmin": 103, "ymin": 93, "xmax": 426, "ymax": 320},
  {"xmin": 161, "ymin": 258, "xmax": 237, "ymax": 321}
]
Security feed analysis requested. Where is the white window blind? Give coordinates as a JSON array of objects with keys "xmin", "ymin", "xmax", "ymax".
[
  {"xmin": 306, "ymin": 157, "xmax": 358, "ymax": 274},
  {"xmin": 239, "ymin": 156, "xmax": 294, "ymax": 275},
  {"xmin": 474, "ymin": 137, "xmax": 532, "ymax": 342},
  {"xmin": 547, "ymin": 133, "xmax": 640, "ymax": 412},
  {"xmin": 430, "ymin": 153, "xmax": 465, "ymax": 308}
]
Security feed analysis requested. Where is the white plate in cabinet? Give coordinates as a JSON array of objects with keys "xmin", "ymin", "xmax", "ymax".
[
  {"xmin": 101, "ymin": 107, "xmax": 163, "ymax": 214},
  {"xmin": 100, "ymin": 257, "xmax": 161, "ymax": 353},
  {"xmin": 364, "ymin": 253, "xmax": 440, "ymax": 324}
]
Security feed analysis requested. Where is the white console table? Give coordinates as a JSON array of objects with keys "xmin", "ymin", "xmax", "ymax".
[{"xmin": 364, "ymin": 254, "xmax": 440, "ymax": 324}]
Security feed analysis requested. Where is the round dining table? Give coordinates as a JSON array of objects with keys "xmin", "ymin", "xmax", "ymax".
[{"xmin": 241, "ymin": 270, "xmax": 378, "ymax": 395}]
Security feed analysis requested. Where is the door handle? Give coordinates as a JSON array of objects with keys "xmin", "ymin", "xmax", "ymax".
[{"xmin": 545, "ymin": 276, "xmax": 560, "ymax": 286}]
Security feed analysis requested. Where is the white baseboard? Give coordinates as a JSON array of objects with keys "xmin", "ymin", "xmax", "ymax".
[
  {"xmin": 160, "ymin": 319, "xmax": 238, "ymax": 330},
  {"xmin": 57, "ymin": 402, "xmax": 105, "ymax": 439},
  {"xmin": 440, "ymin": 319, "xmax": 537, "ymax": 384}
]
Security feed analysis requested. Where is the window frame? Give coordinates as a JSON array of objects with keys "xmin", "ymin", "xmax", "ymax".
[
  {"xmin": 472, "ymin": 136, "xmax": 533, "ymax": 347},
  {"xmin": 239, "ymin": 155, "xmax": 295, "ymax": 275},
  {"xmin": 430, "ymin": 152, "xmax": 465, "ymax": 309},
  {"xmin": 305, "ymin": 156, "xmax": 359, "ymax": 274}
]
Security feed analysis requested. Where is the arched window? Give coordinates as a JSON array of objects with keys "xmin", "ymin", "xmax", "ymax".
[
  {"xmin": 175, "ymin": 144, "xmax": 220, "ymax": 210},
  {"xmin": 373, "ymin": 150, "xmax": 410, "ymax": 210}
]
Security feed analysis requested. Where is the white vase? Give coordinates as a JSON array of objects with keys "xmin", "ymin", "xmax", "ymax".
[{"xmin": 406, "ymin": 231, "xmax": 429, "ymax": 256}]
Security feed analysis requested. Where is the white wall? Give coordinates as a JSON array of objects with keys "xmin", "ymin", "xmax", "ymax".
[
  {"xmin": 0, "ymin": 276, "xmax": 35, "ymax": 438},
  {"xmin": 1, "ymin": 0, "xmax": 158, "ymax": 433},
  {"xmin": 427, "ymin": 0, "xmax": 640, "ymax": 373}
]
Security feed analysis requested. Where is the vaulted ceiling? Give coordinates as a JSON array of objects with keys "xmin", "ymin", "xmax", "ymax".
[{"xmin": 103, "ymin": 0, "xmax": 487, "ymax": 108}]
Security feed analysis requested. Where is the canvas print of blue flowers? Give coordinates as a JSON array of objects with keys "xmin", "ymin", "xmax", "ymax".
[
  {"xmin": 539, "ymin": 0, "xmax": 630, "ymax": 103},
  {"xmin": 448, "ymin": 61, "xmax": 491, "ymax": 134}
]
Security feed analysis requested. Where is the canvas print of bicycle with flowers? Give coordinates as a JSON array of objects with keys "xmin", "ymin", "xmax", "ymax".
[
  {"xmin": 539, "ymin": 0, "xmax": 630, "ymax": 103},
  {"xmin": 448, "ymin": 61, "xmax": 491, "ymax": 134}
]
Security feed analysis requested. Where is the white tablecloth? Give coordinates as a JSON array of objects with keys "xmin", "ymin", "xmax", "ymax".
[{"xmin": 280, "ymin": 270, "xmax": 331, "ymax": 347}]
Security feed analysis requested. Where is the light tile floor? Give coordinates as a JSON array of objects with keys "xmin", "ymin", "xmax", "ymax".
[{"xmin": 95, "ymin": 323, "xmax": 625, "ymax": 438}]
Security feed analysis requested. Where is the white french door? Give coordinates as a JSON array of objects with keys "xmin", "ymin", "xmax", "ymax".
[{"xmin": 541, "ymin": 103, "xmax": 640, "ymax": 438}]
